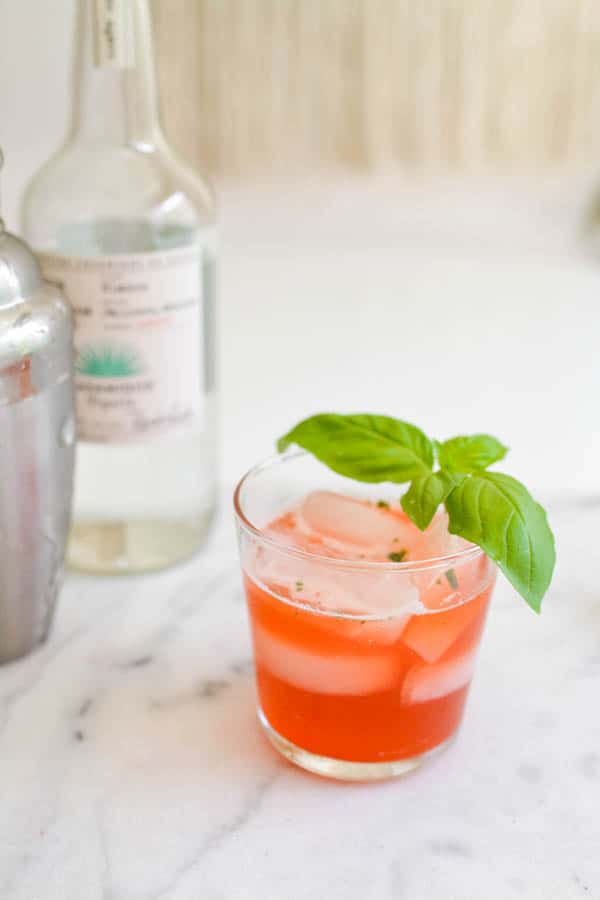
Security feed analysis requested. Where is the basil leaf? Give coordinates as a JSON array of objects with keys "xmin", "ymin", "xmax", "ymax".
[
  {"xmin": 401, "ymin": 470, "xmax": 462, "ymax": 530},
  {"xmin": 445, "ymin": 471, "xmax": 555, "ymax": 612},
  {"xmin": 438, "ymin": 434, "xmax": 508, "ymax": 473},
  {"xmin": 277, "ymin": 414, "xmax": 434, "ymax": 483}
]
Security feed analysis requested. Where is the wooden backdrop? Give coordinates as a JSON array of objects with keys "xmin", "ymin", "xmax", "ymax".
[{"xmin": 151, "ymin": 0, "xmax": 600, "ymax": 177}]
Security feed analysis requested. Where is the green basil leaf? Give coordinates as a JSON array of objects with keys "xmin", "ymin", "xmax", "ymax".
[
  {"xmin": 401, "ymin": 470, "xmax": 462, "ymax": 530},
  {"xmin": 438, "ymin": 434, "xmax": 508, "ymax": 473},
  {"xmin": 277, "ymin": 413, "xmax": 434, "ymax": 483},
  {"xmin": 445, "ymin": 471, "xmax": 555, "ymax": 612}
]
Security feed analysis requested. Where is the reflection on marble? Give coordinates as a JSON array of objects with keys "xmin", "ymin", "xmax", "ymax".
[{"xmin": 0, "ymin": 501, "xmax": 598, "ymax": 899}]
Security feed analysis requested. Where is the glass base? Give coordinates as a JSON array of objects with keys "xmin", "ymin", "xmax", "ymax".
[
  {"xmin": 67, "ymin": 511, "xmax": 214, "ymax": 575},
  {"xmin": 258, "ymin": 708, "xmax": 455, "ymax": 782}
]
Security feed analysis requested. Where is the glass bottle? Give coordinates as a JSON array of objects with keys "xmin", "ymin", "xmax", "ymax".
[{"xmin": 23, "ymin": 0, "xmax": 218, "ymax": 574}]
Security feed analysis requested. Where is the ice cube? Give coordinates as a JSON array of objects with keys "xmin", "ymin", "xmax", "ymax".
[
  {"xmin": 357, "ymin": 573, "xmax": 422, "ymax": 615},
  {"xmin": 343, "ymin": 613, "xmax": 413, "ymax": 646},
  {"xmin": 252, "ymin": 545, "xmax": 351, "ymax": 610},
  {"xmin": 265, "ymin": 512, "xmax": 342, "ymax": 558},
  {"xmin": 300, "ymin": 491, "xmax": 415, "ymax": 558},
  {"xmin": 410, "ymin": 510, "xmax": 461, "ymax": 559},
  {"xmin": 252, "ymin": 548, "xmax": 412, "ymax": 645},
  {"xmin": 252, "ymin": 623, "xmax": 400, "ymax": 695},
  {"xmin": 411, "ymin": 513, "xmax": 487, "ymax": 609},
  {"xmin": 414, "ymin": 576, "xmax": 462, "ymax": 611},
  {"xmin": 448, "ymin": 554, "xmax": 496, "ymax": 604},
  {"xmin": 252, "ymin": 551, "xmax": 412, "ymax": 636},
  {"xmin": 401, "ymin": 598, "xmax": 482, "ymax": 663},
  {"xmin": 414, "ymin": 553, "xmax": 495, "ymax": 611},
  {"xmin": 401, "ymin": 650, "xmax": 477, "ymax": 704},
  {"xmin": 326, "ymin": 573, "xmax": 421, "ymax": 643}
]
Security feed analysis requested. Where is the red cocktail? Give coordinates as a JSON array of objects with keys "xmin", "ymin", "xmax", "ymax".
[{"xmin": 235, "ymin": 452, "xmax": 496, "ymax": 780}]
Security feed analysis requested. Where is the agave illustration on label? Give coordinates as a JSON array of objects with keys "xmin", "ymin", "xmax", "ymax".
[{"xmin": 76, "ymin": 342, "xmax": 144, "ymax": 378}]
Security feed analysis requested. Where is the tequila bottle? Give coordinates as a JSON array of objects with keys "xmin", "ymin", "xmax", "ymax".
[{"xmin": 23, "ymin": 0, "xmax": 218, "ymax": 573}]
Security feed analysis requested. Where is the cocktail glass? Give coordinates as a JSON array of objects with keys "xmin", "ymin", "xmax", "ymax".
[{"xmin": 234, "ymin": 451, "xmax": 496, "ymax": 781}]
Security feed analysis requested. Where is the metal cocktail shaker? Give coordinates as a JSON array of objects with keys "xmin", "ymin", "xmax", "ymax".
[{"xmin": 0, "ymin": 151, "xmax": 75, "ymax": 663}]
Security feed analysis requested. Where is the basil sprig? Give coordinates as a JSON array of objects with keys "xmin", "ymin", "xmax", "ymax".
[{"xmin": 278, "ymin": 414, "xmax": 555, "ymax": 612}]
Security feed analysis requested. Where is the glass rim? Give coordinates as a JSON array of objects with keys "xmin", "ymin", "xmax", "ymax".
[{"xmin": 233, "ymin": 450, "xmax": 485, "ymax": 575}]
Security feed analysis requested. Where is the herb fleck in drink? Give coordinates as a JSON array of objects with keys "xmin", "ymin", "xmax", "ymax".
[{"xmin": 235, "ymin": 415, "xmax": 555, "ymax": 780}]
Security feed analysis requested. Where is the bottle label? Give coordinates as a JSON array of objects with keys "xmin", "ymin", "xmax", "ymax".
[
  {"xmin": 39, "ymin": 246, "xmax": 204, "ymax": 444},
  {"xmin": 94, "ymin": 0, "xmax": 130, "ymax": 69}
]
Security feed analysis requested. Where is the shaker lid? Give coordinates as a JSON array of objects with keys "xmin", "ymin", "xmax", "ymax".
[
  {"xmin": 0, "ymin": 149, "xmax": 74, "ymax": 375},
  {"xmin": 0, "ymin": 231, "xmax": 43, "ymax": 310},
  {"xmin": 0, "ymin": 148, "xmax": 43, "ymax": 310}
]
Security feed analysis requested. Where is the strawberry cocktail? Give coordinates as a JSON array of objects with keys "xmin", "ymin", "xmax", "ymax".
[{"xmin": 235, "ymin": 452, "xmax": 497, "ymax": 780}]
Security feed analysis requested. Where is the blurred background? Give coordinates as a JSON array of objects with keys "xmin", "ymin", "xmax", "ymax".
[
  {"xmin": 155, "ymin": 0, "xmax": 600, "ymax": 177},
  {"xmin": 5, "ymin": 0, "xmax": 600, "ymax": 186},
  {"xmin": 1, "ymin": 0, "xmax": 598, "ymax": 498}
]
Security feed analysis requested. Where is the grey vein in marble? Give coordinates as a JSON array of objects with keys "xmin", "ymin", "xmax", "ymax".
[{"xmin": 147, "ymin": 773, "xmax": 279, "ymax": 900}]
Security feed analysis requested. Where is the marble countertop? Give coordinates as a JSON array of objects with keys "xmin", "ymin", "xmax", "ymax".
[
  {"xmin": 0, "ymin": 497, "xmax": 597, "ymax": 900},
  {"xmin": 0, "ymin": 175, "xmax": 599, "ymax": 897}
]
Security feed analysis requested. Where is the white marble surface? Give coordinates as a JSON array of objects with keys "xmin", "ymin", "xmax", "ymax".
[
  {"xmin": 0, "ymin": 497, "xmax": 598, "ymax": 900},
  {"xmin": 1, "ymin": 173, "xmax": 599, "ymax": 896}
]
